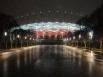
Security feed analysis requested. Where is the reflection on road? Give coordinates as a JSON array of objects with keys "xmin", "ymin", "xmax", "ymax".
[{"xmin": 0, "ymin": 45, "xmax": 103, "ymax": 77}]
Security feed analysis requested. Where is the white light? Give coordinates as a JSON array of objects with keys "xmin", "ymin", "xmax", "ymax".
[
  {"xmin": 4, "ymin": 32, "xmax": 7, "ymax": 36},
  {"xmin": 79, "ymin": 34, "xmax": 81, "ymax": 38},
  {"xmin": 69, "ymin": 38, "xmax": 71, "ymax": 40},
  {"xmin": 30, "ymin": 38, "xmax": 31, "ymax": 40},
  {"xmin": 73, "ymin": 36, "xmax": 75, "ymax": 39},
  {"xmin": 33, "ymin": 39, "xmax": 34, "ymax": 40},
  {"xmin": 40, "ymin": 11, "xmax": 42, "ymax": 13},
  {"xmin": 17, "ymin": 35, "xmax": 20, "ymax": 38},
  {"xmin": 25, "ymin": 36, "xmax": 27, "ymax": 39},
  {"xmin": 89, "ymin": 31, "xmax": 93, "ymax": 39},
  {"xmin": 71, "ymin": 12, "xmax": 73, "ymax": 14}
]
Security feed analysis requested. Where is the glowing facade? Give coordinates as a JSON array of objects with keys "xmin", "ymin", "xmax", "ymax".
[{"xmin": 16, "ymin": 22, "xmax": 85, "ymax": 38}]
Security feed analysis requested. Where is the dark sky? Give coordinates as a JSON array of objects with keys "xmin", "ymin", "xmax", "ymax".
[{"xmin": 0, "ymin": 0, "xmax": 103, "ymax": 23}]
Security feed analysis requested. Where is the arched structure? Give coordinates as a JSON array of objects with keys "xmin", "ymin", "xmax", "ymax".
[{"xmin": 16, "ymin": 22, "xmax": 85, "ymax": 38}]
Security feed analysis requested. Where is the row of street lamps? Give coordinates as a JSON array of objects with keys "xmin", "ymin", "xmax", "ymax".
[
  {"xmin": 63, "ymin": 31, "xmax": 93, "ymax": 52},
  {"xmin": 1, "ymin": 30, "xmax": 93, "ymax": 52},
  {"xmin": 16, "ymin": 11, "xmax": 83, "ymax": 24},
  {"xmin": 1, "ymin": 31, "xmax": 37, "ymax": 50}
]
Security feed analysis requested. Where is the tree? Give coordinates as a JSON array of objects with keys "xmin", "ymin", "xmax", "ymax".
[{"xmin": 0, "ymin": 13, "xmax": 19, "ymax": 41}]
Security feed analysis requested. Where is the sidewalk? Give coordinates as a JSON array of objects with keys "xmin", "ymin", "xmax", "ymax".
[
  {"xmin": 65, "ymin": 45, "xmax": 103, "ymax": 62},
  {"xmin": 0, "ymin": 46, "xmax": 38, "ymax": 54}
]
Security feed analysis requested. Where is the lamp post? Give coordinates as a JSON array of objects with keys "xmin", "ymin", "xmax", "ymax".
[
  {"xmin": 33, "ymin": 38, "xmax": 35, "ymax": 45},
  {"xmin": 33, "ymin": 13, "xmax": 35, "ymax": 22},
  {"xmin": 40, "ymin": 11, "xmax": 43, "ymax": 22},
  {"xmin": 30, "ymin": 37, "xmax": 32, "ymax": 46},
  {"xmin": 25, "ymin": 36, "xmax": 28, "ymax": 47},
  {"xmin": 89, "ymin": 31, "xmax": 93, "ymax": 52},
  {"xmin": 56, "ymin": 10, "xmax": 59, "ymax": 22},
  {"xmin": 79, "ymin": 34, "xmax": 81, "ymax": 47},
  {"xmin": 17, "ymin": 34, "xmax": 20, "ymax": 48},
  {"xmin": 10, "ymin": 32, "xmax": 12, "ymax": 49},
  {"xmin": 64, "ymin": 11, "xmax": 67, "ymax": 22},
  {"xmin": 73, "ymin": 36, "xmax": 75, "ymax": 46},
  {"xmin": 49, "ymin": 11, "xmax": 51, "ymax": 22},
  {"xmin": 4, "ymin": 32, "xmax": 7, "ymax": 50},
  {"xmin": 69, "ymin": 37, "xmax": 71, "ymax": 46}
]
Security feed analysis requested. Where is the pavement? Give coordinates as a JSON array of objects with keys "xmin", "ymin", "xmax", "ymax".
[
  {"xmin": 65, "ymin": 45, "xmax": 103, "ymax": 62},
  {"xmin": 0, "ymin": 46, "xmax": 38, "ymax": 54},
  {"xmin": 0, "ymin": 45, "xmax": 103, "ymax": 61}
]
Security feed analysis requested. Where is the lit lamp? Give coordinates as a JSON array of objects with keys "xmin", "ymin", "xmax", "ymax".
[
  {"xmin": 73, "ymin": 36, "xmax": 75, "ymax": 46},
  {"xmin": 79, "ymin": 34, "xmax": 81, "ymax": 47},
  {"xmin": 25, "ymin": 36, "xmax": 27, "ymax": 39},
  {"xmin": 69, "ymin": 37, "xmax": 71, "ymax": 46},
  {"xmin": 89, "ymin": 31, "xmax": 93, "ymax": 39},
  {"xmin": 24, "ymin": 36, "xmax": 27, "ymax": 46},
  {"xmin": 17, "ymin": 34, "xmax": 22, "ymax": 47},
  {"xmin": 30, "ymin": 38, "xmax": 31, "ymax": 40},
  {"xmin": 4, "ymin": 32, "xmax": 7, "ymax": 36},
  {"xmin": 79, "ymin": 34, "xmax": 81, "ymax": 39},
  {"xmin": 69, "ymin": 37, "xmax": 71, "ymax": 40},
  {"xmin": 4, "ymin": 32, "xmax": 7, "ymax": 50},
  {"xmin": 89, "ymin": 31, "xmax": 93, "ymax": 52},
  {"xmin": 73, "ymin": 36, "xmax": 75, "ymax": 39},
  {"xmin": 17, "ymin": 35, "xmax": 20, "ymax": 38}
]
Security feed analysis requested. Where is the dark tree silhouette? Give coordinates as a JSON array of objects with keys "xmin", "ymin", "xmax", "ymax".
[{"xmin": 0, "ymin": 13, "xmax": 19, "ymax": 41}]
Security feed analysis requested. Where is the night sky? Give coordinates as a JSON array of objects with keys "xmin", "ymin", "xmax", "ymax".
[{"xmin": 0, "ymin": 0, "xmax": 103, "ymax": 23}]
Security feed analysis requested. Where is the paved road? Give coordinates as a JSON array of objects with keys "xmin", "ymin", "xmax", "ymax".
[{"xmin": 0, "ymin": 45, "xmax": 103, "ymax": 77}]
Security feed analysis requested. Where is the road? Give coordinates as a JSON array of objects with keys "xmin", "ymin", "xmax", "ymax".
[{"xmin": 0, "ymin": 45, "xmax": 103, "ymax": 77}]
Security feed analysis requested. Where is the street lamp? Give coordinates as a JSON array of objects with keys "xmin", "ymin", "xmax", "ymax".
[
  {"xmin": 30, "ymin": 37, "xmax": 31, "ymax": 40},
  {"xmin": 16, "ymin": 34, "xmax": 22, "ymax": 47},
  {"xmin": 4, "ymin": 32, "xmax": 7, "ymax": 50},
  {"xmin": 64, "ymin": 11, "xmax": 67, "ymax": 21},
  {"xmin": 89, "ymin": 31, "xmax": 93, "ymax": 52},
  {"xmin": 40, "ymin": 11, "xmax": 43, "ymax": 22},
  {"xmin": 73, "ymin": 36, "xmax": 75, "ymax": 46},
  {"xmin": 25, "ymin": 36, "xmax": 27, "ymax": 39},
  {"xmin": 33, "ymin": 13, "xmax": 35, "ymax": 22},
  {"xmin": 30, "ymin": 37, "xmax": 32, "ymax": 46},
  {"xmin": 49, "ymin": 11, "xmax": 51, "ymax": 21},
  {"xmin": 56, "ymin": 10, "xmax": 59, "ymax": 22},
  {"xmin": 69, "ymin": 37, "xmax": 71, "ymax": 40},
  {"xmin": 89, "ymin": 31, "xmax": 93, "ymax": 39},
  {"xmin": 17, "ymin": 35, "xmax": 20, "ymax": 38},
  {"xmin": 73, "ymin": 36, "xmax": 75, "ymax": 40},
  {"xmin": 79, "ymin": 34, "xmax": 81, "ymax": 47},
  {"xmin": 24, "ymin": 36, "xmax": 28, "ymax": 47},
  {"xmin": 69, "ymin": 37, "xmax": 71, "ymax": 46},
  {"xmin": 4, "ymin": 32, "xmax": 7, "ymax": 36},
  {"xmin": 79, "ymin": 34, "xmax": 81, "ymax": 39},
  {"xmin": 10, "ymin": 32, "xmax": 12, "ymax": 49}
]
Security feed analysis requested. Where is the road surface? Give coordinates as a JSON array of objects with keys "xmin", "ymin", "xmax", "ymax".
[{"xmin": 0, "ymin": 45, "xmax": 103, "ymax": 77}]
